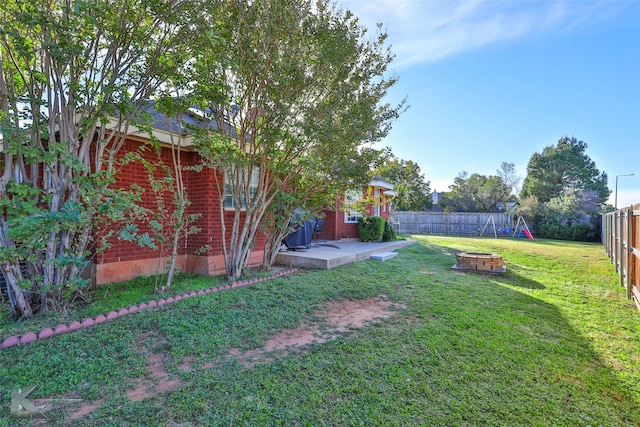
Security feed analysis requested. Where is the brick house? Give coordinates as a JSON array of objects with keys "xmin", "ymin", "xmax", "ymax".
[
  {"xmin": 319, "ymin": 177, "xmax": 395, "ymax": 240},
  {"xmin": 85, "ymin": 103, "xmax": 395, "ymax": 284},
  {"xmin": 91, "ymin": 102, "xmax": 267, "ymax": 285}
]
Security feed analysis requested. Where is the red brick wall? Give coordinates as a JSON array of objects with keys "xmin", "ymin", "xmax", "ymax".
[
  {"xmin": 93, "ymin": 140, "xmax": 392, "ymax": 283},
  {"xmin": 380, "ymin": 194, "xmax": 391, "ymax": 220},
  {"xmin": 321, "ymin": 209, "xmax": 338, "ymax": 240},
  {"xmin": 335, "ymin": 196, "xmax": 359, "ymax": 238},
  {"xmin": 95, "ymin": 138, "xmax": 266, "ymax": 283},
  {"xmin": 321, "ymin": 186, "xmax": 392, "ymax": 240},
  {"xmin": 97, "ymin": 140, "xmax": 184, "ymax": 264},
  {"xmin": 321, "ymin": 197, "xmax": 357, "ymax": 240}
]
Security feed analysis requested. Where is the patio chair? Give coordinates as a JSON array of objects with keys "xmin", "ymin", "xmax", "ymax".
[{"xmin": 312, "ymin": 218, "xmax": 327, "ymax": 246}]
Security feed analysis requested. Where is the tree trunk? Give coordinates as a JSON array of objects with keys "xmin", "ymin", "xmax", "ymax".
[
  {"xmin": 1, "ymin": 262, "xmax": 33, "ymax": 318},
  {"xmin": 262, "ymin": 228, "xmax": 288, "ymax": 271},
  {"xmin": 165, "ymin": 229, "xmax": 181, "ymax": 291}
]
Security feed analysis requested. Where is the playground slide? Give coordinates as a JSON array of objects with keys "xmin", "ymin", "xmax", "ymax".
[{"xmin": 523, "ymin": 229, "xmax": 534, "ymax": 239}]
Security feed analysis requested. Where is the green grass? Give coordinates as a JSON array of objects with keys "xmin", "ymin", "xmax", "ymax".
[{"xmin": 1, "ymin": 236, "xmax": 639, "ymax": 426}]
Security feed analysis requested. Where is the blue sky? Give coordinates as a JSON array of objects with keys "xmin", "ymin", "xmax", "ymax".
[{"xmin": 338, "ymin": 0, "xmax": 640, "ymax": 208}]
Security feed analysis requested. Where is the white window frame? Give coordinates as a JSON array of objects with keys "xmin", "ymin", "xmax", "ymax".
[
  {"xmin": 45, "ymin": 164, "xmax": 55, "ymax": 192},
  {"xmin": 344, "ymin": 190, "xmax": 363, "ymax": 223},
  {"xmin": 373, "ymin": 188, "xmax": 381, "ymax": 217}
]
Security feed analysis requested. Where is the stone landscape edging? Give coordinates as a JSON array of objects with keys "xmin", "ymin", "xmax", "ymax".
[{"xmin": 0, "ymin": 268, "xmax": 298, "ymax": 351}]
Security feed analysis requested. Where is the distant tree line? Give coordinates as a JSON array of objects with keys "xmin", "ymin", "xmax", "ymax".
[{"xmin": 380, "ymin": 136, "xmax": 610, "ymax": 242}]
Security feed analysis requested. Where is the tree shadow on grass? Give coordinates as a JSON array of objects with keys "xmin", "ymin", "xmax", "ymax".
[
  {"xmin": 384, "ymin": 239, "xmax": 640, "ymax": 425},
  {"xmin": 491, "ymin": 269, "xmax": 546, "ymax": 290},
  {"xmin": 149, "ymin": 248, "xmax": 639, "ymax": 426},
  {"xmin": 403, "ymin": 240, "xmax": 543, "ymax": 290},
  {"xmin": 524, "ymin": 238, "xmax": 601, "ymax": 247},
  {"xmin": 417, "ymin": 288, "xmax": 639, "ymax": 425}
]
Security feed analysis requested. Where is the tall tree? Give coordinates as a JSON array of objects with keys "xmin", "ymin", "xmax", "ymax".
[
  {"xmin": 374, "ymin": 154, "xmax": 431, "ymax": 211},
  {"xmin": 520, "ymin": 136, "xmax": 610, "ymax": 204},
  {"xmin": 441, "ymin": 171, "xmax": 513, "ymax": 213},
  {"xmin": 0, "ymin": 0, "xmax": 187, "ymax": 317},
  {"xmin": 518, "ymin": 137, "xmax": 610, "ymax": 241},
  {"xmin": 536, "ymin": 188, "xmax": 604, "ymax": 241},
  {"xmin": 190, "ymin": 0, "xmax": 404, "ymax": 280},
  {"xmin": 497, "ymin": 161, "xmax": 521, "ymax": 195}
]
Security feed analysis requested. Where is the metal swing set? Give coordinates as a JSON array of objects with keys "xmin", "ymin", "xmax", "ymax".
[{"xmin": 479, "ymin": 214, "xmax": 534, "ymax": 239}]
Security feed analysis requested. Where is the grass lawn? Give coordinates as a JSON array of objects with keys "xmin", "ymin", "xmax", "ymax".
[{"xmin": 1, "ymin": 236, "xmax": 639, "ymax": 426}]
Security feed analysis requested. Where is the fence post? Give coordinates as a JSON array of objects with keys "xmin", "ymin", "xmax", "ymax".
[{"xmin": 625, "ymin": 208, "xmax": 631, "ymax": 297}]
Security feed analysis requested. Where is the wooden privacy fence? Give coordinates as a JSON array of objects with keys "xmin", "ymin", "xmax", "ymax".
[
  {"xmin": 602, "ymin": 203, "xmax": 640, "ymax": 310},
  {"xmin": 390, "ymin": 212, "xmax": 516, "ymax": 236}
]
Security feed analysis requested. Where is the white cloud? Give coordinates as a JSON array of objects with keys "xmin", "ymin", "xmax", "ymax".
[{"xmin": 338, "ymin": 0, "xmax": 634, "ymax": 68}]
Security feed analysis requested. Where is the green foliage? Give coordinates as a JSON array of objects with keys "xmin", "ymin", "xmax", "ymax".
[
  {"xmin": 374, "ymin": 154, "xmax": 431, "ymax": 211},
  {"xmin": 539, "ymin": 223, "xmax": 597, "ymax": 241},
  {"xmin": 441, "ymin": 169, "xmax": 515, "ymax": 212},
  {"xmin": 187, "ymin": 0, "xmax": 403, "ymax": 279},
  {"xmin": 520, "ymin": 136, "xmax": 610, "ymax": 204},
  {"xmin": 0, "ymin": 167, "xmax": 151, "ymax": 302},
  {"xmin": 0, "ymin": 0, "xmax": 188, "ymax": 317},
  {"xmin": 121, "ymin": 146, "xmax": 202, "ymax": 292},
  {"xmin": 357, "ymin": 216, "xmax": 385, "ymax": 242},
  {"xmin": 518, "ymin": 184, "xmax": 604, "ymax": 241},
  {"xmin": 497, "ymin": 161, "xmax": 521, "ymax": 192},
  {"xmin": 516, "ymin": 195, "xmax": 543, "ymax": 233},
  {"xmin": 382, "ymin": 220, "xmax": 396, "ymax": 242}
]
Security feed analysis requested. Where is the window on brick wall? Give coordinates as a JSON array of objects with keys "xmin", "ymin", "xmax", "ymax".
[
  {"xmin": 344, "ymin": 189, "xmax": 363, "ymax": 223},
  {"xmin": 224, "ymin": 167, "xmax": 260, "ymax": 209}
]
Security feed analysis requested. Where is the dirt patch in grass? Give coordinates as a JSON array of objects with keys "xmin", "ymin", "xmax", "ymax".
[
  {"xmin": 67, "ymin": 400, "xmax": 103, "ymax": 422},
  {"xmin": 126, "ymin": 332, "xmax": 185, "ymax": 402},
  {"xmin": 67, "ymin": 296, "xmax": 404, "ymax": 421},
  {"xmin": 224, "ymin": 295, "xmax": 405, "ymax": 367},
  {"xmin": 65, "ymin": 333, "xmax": 185, "ymax": 421}
]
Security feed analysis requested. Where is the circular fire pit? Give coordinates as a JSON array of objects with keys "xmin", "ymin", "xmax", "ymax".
[{"xmin": 452, "ymin": 252, "xmax": 505, "ymax": 274}]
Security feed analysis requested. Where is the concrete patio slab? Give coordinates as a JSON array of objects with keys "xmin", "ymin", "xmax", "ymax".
[{"xmin": 275, "ymin": 239, "xmax": 416, "ymax": 270}]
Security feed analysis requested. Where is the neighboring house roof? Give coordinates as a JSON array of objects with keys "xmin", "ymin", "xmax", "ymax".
[{"xmin": 496, "ymin": 202, "xmax": 517, "ymax": 212}]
